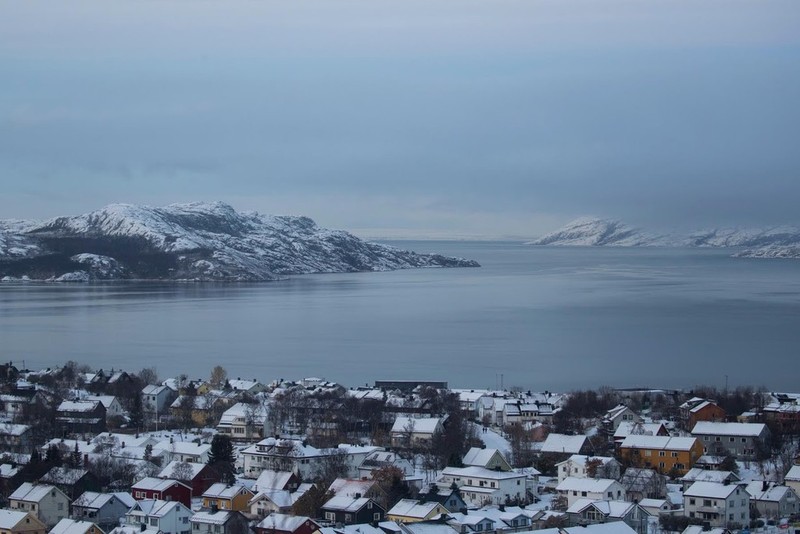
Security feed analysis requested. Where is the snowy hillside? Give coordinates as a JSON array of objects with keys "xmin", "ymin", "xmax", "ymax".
[
  {"xmin": 525, "ymin": 217, "xmax": 668, "ymax": 247},
  {"xmin": 0, "ymin": 201, "xmax": 479, "ymax": 281},
  {"xmin": 528, "ymin": 217, "xmax": 800, "ymax": 257}
]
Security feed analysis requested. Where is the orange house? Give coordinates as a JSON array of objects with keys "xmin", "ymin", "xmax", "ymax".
[
  {"xmin": 619, "ymin": 435, "xmax": 703, "ymax": 476},
  {"xmin": 688, "ymin": 401, "xmax": 726, "ymax": 429},
  {"xmin": 201, "ymin": 483, "xmax": 254, "ymax": 512}
]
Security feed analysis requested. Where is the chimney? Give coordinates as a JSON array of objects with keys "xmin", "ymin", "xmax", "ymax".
[
  {"xmin": 762, "ymin": 480, "xmax": 769, "ymax": 492},
  {"xmin": 211, "ymin": 503, "xmax": 219, "ymax": 513}
]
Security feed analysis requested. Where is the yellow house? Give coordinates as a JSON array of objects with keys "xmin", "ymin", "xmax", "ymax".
[
  {"xmin": 619, "ymin": 435, "xmax": 703, "ymax": 476},
  {"xmin": 0, "ymin": 510, "xmax": 46, "ymax": 534},
  {"xmin": 386, "ymin": 499, "xmax": 449, "ymax": 523},
  {"xmin": 202, "ymin": 483, "xmax": 254, "ymax": 512},
  {"xmin": 49, "ymin": 519, "xmax": 105, "ymax": 534}
]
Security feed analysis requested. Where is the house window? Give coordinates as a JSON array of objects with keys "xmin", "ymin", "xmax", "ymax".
[
  {"xmin": 214, "ymin": 526, "xmax": 221, "ymax": 533},
  {"xmin": 58, "ymin": 503, "xmax": 64, "ymax": 510},
  {"xmin": 373, "ymin": 514, "xmax": 381, "ymax": 521},
  {"xmin": 703, "ymin": 500, "xmax": 712, "ymax": 506},
  {"xmin": 689, "ymin": 499, "xmax": 695, "ymax": 505},
  {"xmin": 325, "ymin": 512, "xmax": 335, "ymax": 521},
  {"xmin": 367, "ymin": 502, "xmax": 373, "ymax": 509},
  {"xmin": 150, "ymin": 519, "xmax": 158, "ymax": 527},
  {"xmin": 659, "ymin": 451, "xmax": 665, "ymax": 457},
  {"xmin": 345, "ymin": 514, "xmax": 352, "ymax": 523},
  {"xmin": 671, "ymin": 452, "xmax": 678, "ymax": 457}
]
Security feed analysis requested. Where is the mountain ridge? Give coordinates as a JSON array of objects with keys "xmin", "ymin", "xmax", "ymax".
[{"xmin": 0, "ymin": 202, "xmax": 479, "ymax": 281}]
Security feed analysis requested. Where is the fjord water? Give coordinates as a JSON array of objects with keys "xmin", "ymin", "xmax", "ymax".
[{"xmin": 2, "ymin": 242, "xmax": 799, "ymax": 392}]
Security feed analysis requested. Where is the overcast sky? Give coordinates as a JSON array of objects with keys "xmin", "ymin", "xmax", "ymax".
[{"xmin": 1, "ymin": 0, "xmax": 798, "ymax": 238}]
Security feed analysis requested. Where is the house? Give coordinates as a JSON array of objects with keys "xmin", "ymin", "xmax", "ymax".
[
  {"xmin": 141, "ymin": 385, "xmax": 177, "ymax": 419},
  {"xmin": 416, "ymin": 485, "xmax": 467, "ymax": 513},
  {"xmin": 152, "ymin": 439, "xmax": 211, "ymax": 464},
  {"xmin": 0, "ymin": 463, "xmax": 24, "ymax": 503},
  {"xmin": 602, "ymin": 405, "xmax": 642, "ymax": 433},
  {"xmin": 679, "ymin": 469, "xmax": 740, "ymax": 491},
  {"xmin": 445, "ymin": 512, "xmax": 496, "ymax": 534},
  {"xmin": 612, "ymin": 422, "xmax": 669, "ymax": 447},
  {"xmin": 473, "ymin": 505, "xmax": 532, "ymax": 531},
  {"xmin": 0, "ymin": 424, "xmax": 33, "ymax": 453},
  {"xmin": 565, "ymin": 499, "xmax": 651, "ymax": 532},
  {"xmin": 386, "ymin": 499, "xmax": 449, "ymax": 523},
  {"xmin": 680, "ymin": 398, "xmax": 726, "ymax": 430},
  {"xmin": 555, "ymin": 456, "xmax": 621, "ymax": 482},
  {"xmin": 50, "ymin": 519, "xmax": 105, "ymax": 534},
  {"xmin": 216, "ymin": 402, "xmax": 268, "ymax": 441},
  {"xmin": 201, "ymin": 484, "xmax": 254, "ymax": 512},
  {"xmin": 683, "ymin": 482, "xmax": 749, "ymax": 529},
  {"xmin": 328, "ymin": 479, "xmax": 388, "ymax": 509},
  {"xmin": 320, "ymin": 496, "xmax": 385, "ymax": 525},
  {"xmin": 130, "ymin": 478, "xmax": 192, "ymax": 508},
  {"xmin": 618, "ymin": 435, "xmax": 703, "ymax": 476},
  {"xmin": 762, "ymin": 394, "xmax": 800, "ymax": 434},
  {"xmin": 0, "ymin": 394, "xmax": 33, "ymax": 422},
  {"xmin": 8, "ymin": 483, "xmax": 71, "ymax": 528},
  {"xmin": 241, "ymin": 438, "xmax": 379, "ymax": 479},
  {"xmin": 55, "ymin": 401, "xmax": 107, "ymax": 435},
  {"xmin": 538, "ymin": 434, "xmax": 591, "ymax": 457},
  {"xmin": 248, "ymin": 490, "xmax": 295, "ymax": 517},
  {"xmin": 390, "ymin": 417, "xmax": 444, "ymax": 448},
  {"xmin": 437, "ymin": 465, "xmax": 529, "ymax": 507},
  {"xmin": 555, "ymin": 478, "xmax": 626, "ymax": 507},
  {"xmin": 157, "ymin": 460, "xmax": 220, "ymax": 496},
  {"xmin": 462, "ymin": 448, "xmax": 512, "ymax": 472},
  {"xmin": 71, "ymin": 492, "xmax": 136, "ymax": 532},
  {"xmin": 226, "ymin": 379, "xmax": 267, "ymax": 395},
  {"xmin": 252, "ymin": 470, "xmax": 301, "ymax": 493},
  {"xmin": 124, "ymin": 499, "xmax": 192, "ymax": 534},
  {"xmin": 0, "ymin": 509, "xmax": 46, "ymax": 534},
  {"xmin": 40, "ymin": 468, "xmax": 101, "ymax": 501},
  {"xmin": 619, "ymin": 468, "xmax": 666, "ymax": 501},
  {"xmin": 637, "ymin": 498, "xmax": 675, "ymax": 517},
  {"xmin": 744, "ymin": 481, "xmax": 799, "ymax": 520},
  {"xmin": 690, "ymin": 422, "xmax": 770, "ymax": 460},
  {"xmin": 253, "ymin": 514, "xmax": 319, "ymax": 534},
  {"xmin": 784, "ymin": 464, "xmax": 800, "ymax": 497},
  {"xmin": 84, "ymin": 396, "xmax": 126, "ymax": 421},
  {"xmin": 189, "ymin": 510, "xmax": 249, "ymax": 534},
  {"xmin": 357, "ymin": 451, "xmax": 414, "ymax": 479}
]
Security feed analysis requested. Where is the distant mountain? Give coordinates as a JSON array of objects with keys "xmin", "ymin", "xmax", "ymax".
[
  {"xmin": 527, "ymin": 217, "xmax": 800, "ymax": 258},
  {"xmin": 525, "ymin": 217, "xmax": 669, "ymax": 247},
  {"xmin": 0, "ymin": 202, "xmax": 479, "ymax": 282}
]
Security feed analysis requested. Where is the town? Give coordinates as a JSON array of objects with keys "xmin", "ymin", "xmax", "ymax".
[{"xmin": 0, "ymin": 362, "xmax": 798, "ymax": 534}]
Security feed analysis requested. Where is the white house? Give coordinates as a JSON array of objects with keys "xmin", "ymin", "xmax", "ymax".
[
  {"xmin": 152, "ymin": 439, "xmax": 210, "ymax": 464},
  {"xmin": 390, "ymin": 417, "xmax": 444, "ymax": 448},
  {"xmin": 785, "ymin": 465, "xmax": 800, "ymax": 497},
  {"xmin": 8, "ymin": 482, "xmax": 70, "ymax": 528},
  {"xmin": 555, "ymin": 455, "xmax": 621, "ymax": 482},
  {"xmin": 745, "ymin": 481, "xmax": 799, "ymax": 520},
  {"xmin": 555, "ymin": 478, "xmax": 625, "ymax": 507},
  {"xmin": 125, "ymin": 499, "xmax": 192, "ymax": 534},
  {"xmin": 683, "ymin": 482, "xmax": 749, "ymax": 529},
  {"xmin": 141, "ymin": 385, "xmax": 176, "ymax": 418},
  {"xmin": 438, "ymin": 466, "xmax": 528, "ymax": 507}
]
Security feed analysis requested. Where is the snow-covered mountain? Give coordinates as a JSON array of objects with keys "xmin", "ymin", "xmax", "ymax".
[
  {"xmin": 0, "ymin": 201, "xmax": 479, "ymax": 281},
  {"xmin": 527, "ymin": 217, "xmax": 800, "ymax": 258},
  {"xmin": 525, "ymin": 217, "xmax": 669, "ymax": 247}
]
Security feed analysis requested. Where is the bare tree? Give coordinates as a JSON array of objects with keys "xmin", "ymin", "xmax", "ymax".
[{"xmin": 171, "ymin": 461, "xmax": 195, "ymax": 483}]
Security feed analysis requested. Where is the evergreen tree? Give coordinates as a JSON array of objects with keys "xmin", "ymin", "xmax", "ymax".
[{"xmin": 207, "ymin": 434, "xmax": 235, "ymax": 484}]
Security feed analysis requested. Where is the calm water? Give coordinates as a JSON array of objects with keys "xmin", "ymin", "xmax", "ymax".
[{"xmin": 1, "ymin": 242, "xmax": 799, "ymax": 392}]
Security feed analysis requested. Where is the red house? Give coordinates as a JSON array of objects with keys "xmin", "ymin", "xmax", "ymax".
[
  {"xmin": 157, "ymin": 460, "xmax": 221, "ymax": 496},
  {"xmin": 131, "ymin": 477, "xmax": 192, "ymax": 507}
]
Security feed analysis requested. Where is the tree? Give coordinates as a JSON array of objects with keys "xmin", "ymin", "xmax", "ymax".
[
  {"xmin": 171, "ymin": 461, "xmax": 195, "ymax": 483},
  {"xmin": 138, "ymin": 367, "xmax": 159, "ymax": 386},
  {"xmin": 314, "ymin": 448, "xmax": 349, "ymax": 486},
  {"xmin": 371, "ymin": 465, "xmax": 411, "ymax": 509},
  {"xmin": 208, "ymin": 434, "xmax": 236, "ymax": 484},
  {"xmin": 210, "ymin": 366, "xmax": 228, "ymax": 388}
]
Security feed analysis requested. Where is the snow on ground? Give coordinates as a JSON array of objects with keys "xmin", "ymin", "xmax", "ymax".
[{"xmin": 473, "ymin": 423, "xmax": 511, "ymax": 458}]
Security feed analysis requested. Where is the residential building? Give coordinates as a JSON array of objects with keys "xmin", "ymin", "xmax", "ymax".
[
  {"xmin": 619, "ymin": 468, "xmax": 666, "ymax": 501},
  {"xmin": 357, "ymin": 451, "xmax": 414, "ymax": 479},
  {"xmin": 141, "ymin": 385, "xmax": 177, "ymax": 419},
  {"xmin": 386, "ymin": 500, "xmax": 448, "ymax": 523},
  {"xmin": 40, "ymin": 468, "xmax": 101, "ymax": 501},
  {"xmin": 691, "ymin": 422, "xmax": 770, "ymax": 460},
  {"xmin": 565, "ymin": 499, "xmax": 650, "ymax": 533},
  {"xmin": 390, "ymin": 417, "xmax": 444, "ymax": 448},
  {"xmin": 157, "ymin": 461, "xmax": 220, "ymax": 497},
  {"xmin": 8, "ymin": 483, "xmax": 70, "ymax": 528},
  {"xmin": 55, "ymin": 401, "xmax": 107, "ymax": 435},
  {"xmin": 555, "ymin": 456, "xmax": 621, "ymax": 483},
  {"xmin": 320, "ymin": 496, "xmax": 385, "ymax": 525},
  {"xmin": 0, "ymin": 510, "xmax": 46, "ymax": 534},
  {"xmin": 50, "ymin": 519, "xmax": 105, "ymax": 534},
  {"xmin": 683, "ymin": 482, "xmax": 749, "ymax": 529},
  {"xmin": 538, "ymin": 434, "xmax": 591, "ymax": 457},
  {"xmin": 71, "ymin": 492, "xmax": 136, "ymax": 531},
  {"xmin": 555, "ymin": 478, "xmax": 626, "ymax": 507},
  {"xmin": 679, "ymin": 398, "xmax": 726, "ymax": 430},
  {"xmin": 679, "ymin": 469, "xmax": 740, "ymax": 491},
  {"xmin": 253, "ymin": 514, "xmax": 319, "ymax": 534},
  {"xmin": 124, "ymin": 499, "xmax": 192, "ymax": 534},
  {"xmin": 189, "ymin": 510, "xmax": 249, "ymax": 534},
  {"xmin": 784, "ymin": 465, "xmax": 800, "ymax": 497},
  {"xmin": 618, "ymin": 435, "xmax": 703, "ymax": 476},
  {"xmin": 201, "ymin": 484, "xmax": 253, "ymax": 512},
  {"xmin": 216, "ymin": 403, "xmax": 268, "ymax": 441},
  {"xmin": 744, "ymin": 481, "xmax": 799, "ymax": 520},
  {"xmin": 130, "ymin": 478, "xmax": 192, "ymax": 508},
  {"xmin": 602, "ymin": 405, "xmax": 642, "ymax": 433},
  {"xmin": 438, "ymin": 466, "xmax": 528, "ymax": 507}
]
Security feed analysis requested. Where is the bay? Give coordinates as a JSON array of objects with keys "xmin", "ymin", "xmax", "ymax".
[{"xmin": 1, "ymin": 242, "xmax": 799, "ymax": 392}]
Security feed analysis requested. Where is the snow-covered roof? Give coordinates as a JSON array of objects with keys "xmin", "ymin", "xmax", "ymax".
[
  {"xmin": 691, "ymin": 421, "xmax": 767, "ymax": 437},
  {"xmin": 0, "ymin": 510, "xmax": 33, "ymax": 530},
  {"xmin": 613, "ymin": 422, "xmax": 665, "ymax": 439},
  {"xmin": 203, "ymin": 483, "xmax": 252, "ymax": 500},
  {"xmin": 9, "ymin": 482, "xmax": 62, "ymax": 503},
  {"xmin": 132, "ymin": 477, "xmax": 188, "ymax": 492},
  {"xmin": 322, "ymin": 495, "xmax": 374, "ymax": 512},
  {"xmin": 566, "ymin": 498, "xmax": 636, "ymax": 518},
  {"xmin": 50, "ymin": 518, "xmax": 100, "ymax": 534},
  {"xmin": 57, "ymin": 400, "xmax": 100, "ymax": 412},
  {"xmin": 556, "ymin": 455, "xmax": 617, "ymax": 468},
  {"xmin": 680, "ymin": 468, "xmax": 740, "ymax": 485},
  {"xmin": 256, "ymin": 513, "xmax": 316, "ymax": 533},
  {"xmin": 683, "ymin": 481, "xmax": 741, "ymax": 499},
  {"xmin": 0, "ymin": 464, "xmax": 20, "ymax": 478},
  {"xmin": 153, "ymin": 439, "xmax": 210, "ymax": 456},
  {"xmin": 619, "ymin": 435, "xmax": 698, "ymax": 451},
  {"xmin": 387, "ymin": 499, "xmax": 444, "ymax": 518},
  {"xmin": 441, "ymin": 465, "xmax": 525, "ymax": 480},
  {"xmin": 227, "ymin": 379, "xmax": 262, "ymax": 391},
  {"xmin": 142, "ymin": 384, "xmax": 169, "ymax": 395},
  {"xmin": 73, "ymin": 491, "xmax": 136, "ymax": 510},
  {"xmin": 253, "ymin": 470, "xmax": 296, "ymax": 492},
  {"xmin": 250, "ymin": 489, "xmax": 293, "ymax": 508},
  {"xmin": 540, "ymin": 434, "xmax": 587, "ymax": 454},
  {"xmin": 390, "ymin": 416, "xmax": 442, "ymax": 434},
  {"xmin": 328, "ymin": 478, "xmax": 377, "ymax": 498},
  {"xmin": 785, "ymin": 465, "xmax": 800, "ymax": 481},
  {"xmin": 556, "ymin": 477, "xmax": 621, "ymax": 494},
  {"xmin": 462, "ymin": 447, "xmax": 506, "ymax": 468},
  {"xmin": 562, "ymin": 523, "xmax": 637, "ymax": 533},
  {"xmin": 745, "ymin": 481, "xmax": 795, "ymax": 502},
  {"xmin": 191, "ymin": 510, "xmax": 237, "ymax": 525}
]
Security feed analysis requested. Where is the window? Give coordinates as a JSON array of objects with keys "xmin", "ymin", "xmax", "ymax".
[
  {"xmin": 703, "ymin": 500, "xmax": 712, "ymax": 507},
  {"xmin": 581, "ymin": 491, "xmax": 587, "ymax": 497},
  {"xmin": 344, "ymin": 514, "xmax": 352, "ymax": 523},
  {"xmin": 183, "ymin": 517, "xmax": 189, "ymax": 524},
  {"xmin": 671, "ymin": 452, "xmax": 678, "ymax": 457},
  {"xmin": 367, "ymin": 502, "xmax": 373, "ymax": 509},
  {"xmin": 193, "ymin": 524, "xmax": 200, "ymax": 530},
  {"xmin": 658, "ymin": 451, "xmax": 665, "ymax": 457},
  {"xmin": 689, "ymin": 499, "xmax": 695, "ymax": 505},
  {"xmin": 150, "ymin": 519, "xmax": 158, "ymax": 527},
  {"xmin": 325, "ymin": 512, "xmax": 335, "ymax": 521},
  {"xmin": 729, "ymin": 437, "xmax": 734, "ymax": 442},
  {"xmin": 373, "ymin": 514, "xmax": 381, "ymax": 521},
  {"xmin": 214, "ymin": 526, "xmax": 221, "ymax": 534}
]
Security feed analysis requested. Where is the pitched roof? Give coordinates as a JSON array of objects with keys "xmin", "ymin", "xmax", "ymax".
[
  {"xmin": 680, "ymin": 468, "xmax": 740, "ymax": 485},
  {"xmin": 255, "ymin": 513, "xmax": 316, "ymax": 533},
  {"xmin": 540, "ymin": 434, "xmax": 587, "ymax": 454},
  {"xmin": 254, "ymin": 470, "xmax": 296, "ymax": 491},
  {"xmin": 691, "ymin": 422, "xmax": 767, "ymax": 437},
  {"xmin": 619, "ymin": 435, "xmax": 698, "ymax": 451},
  {"xmin": 73, "ymin": 491, "xmax": 136, "ymax": 510},
  {"xmin": 0, "ymin": 510, "xmax": 33, "ymax": 530},
  {"xmin": 157, "ymin": 460, "xmax": 207, "ymax": 480},
  {"xmin": 556, "ymin": 477, "xmax": 621, "ymax": 494},
  {"xmin": 683, "ymin": 481, "xmax": 741, "ymax": 499},
  {"xmin": 391, "ymin": 416, "xmax": 442, "ymax": 434},
  {"xmin": 203, "ymin": 483, "xmax": 252, "ymax": 500},
  {"xmin": 785, "ymin": 465, "xmax": 800, "ymax": 482},
  {"xmin": 50, "ymin": 518, "xmax": 105, "ymax": 534},
  {"xmin": 131, "ymin": 477, "xmax": 189, "ymax": 492},
  {"xmin": 9, "ymin": 482, "xmax": 62, "ymax": 503},
  {"xmin": 322, "ymin": 495, "xmax": 376, "ymax": 512},
  {"xmin": 387, "ymin": 499, "xmax": 444, "ymax": 518},
  {"xmin": 191, "ymin": 511, "xmax": 239, "ymax": 525}
]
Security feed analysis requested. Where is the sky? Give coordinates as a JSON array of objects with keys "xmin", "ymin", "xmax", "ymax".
[{"xmin": 1, "ymin": 0, "xmax": 799, "ymax": 239}]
